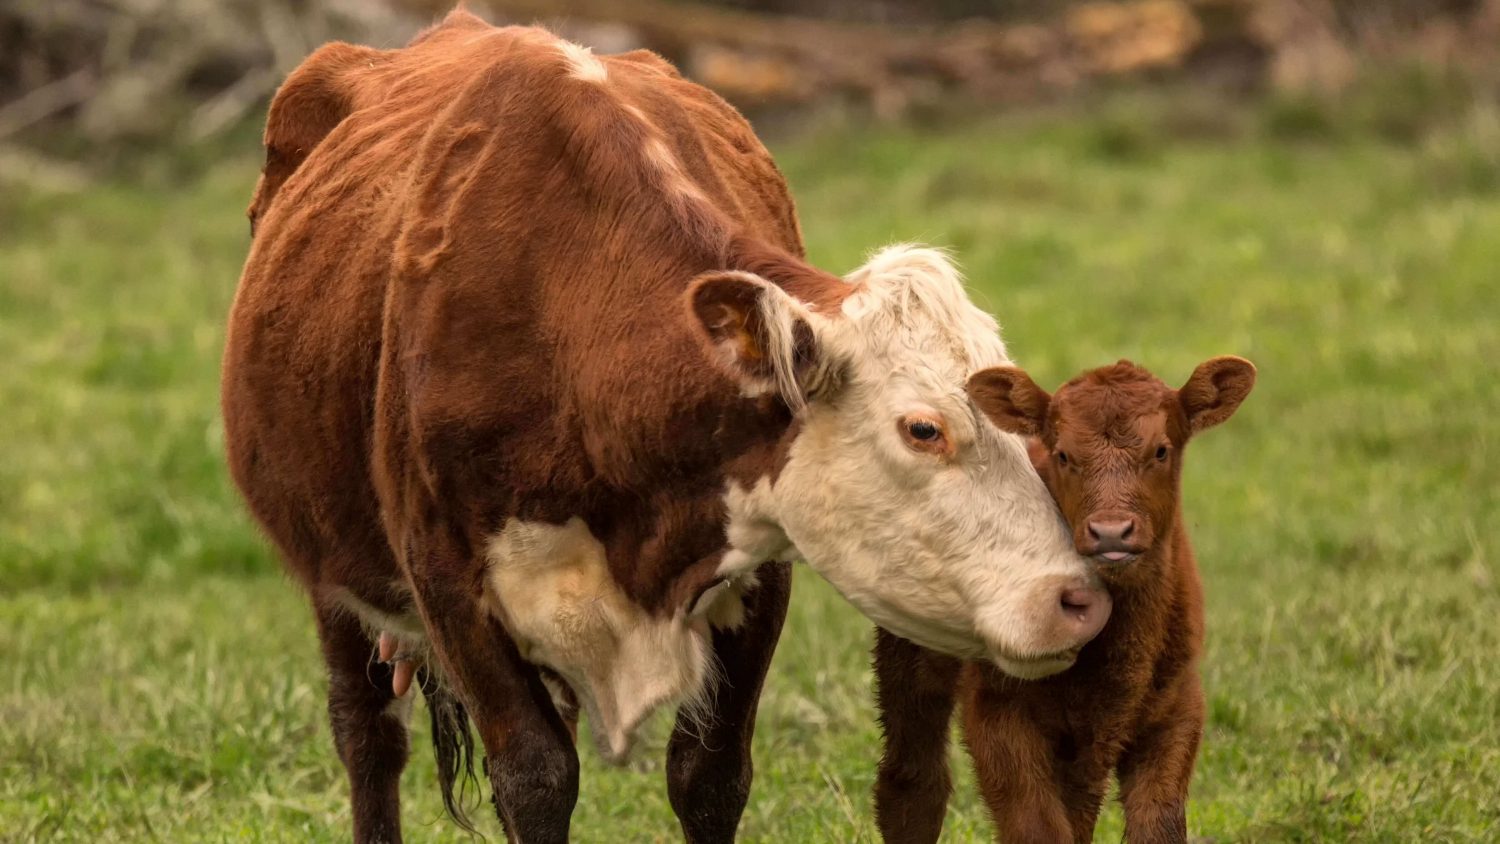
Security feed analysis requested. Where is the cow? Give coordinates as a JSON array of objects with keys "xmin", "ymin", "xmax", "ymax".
[
  {"xmin": 221, "ymin": 10, "xmax": 1108, "ymax": 842},
  {"xmin": 871, "ymin": 357, "xmax": 1256, "ymax": 843}
]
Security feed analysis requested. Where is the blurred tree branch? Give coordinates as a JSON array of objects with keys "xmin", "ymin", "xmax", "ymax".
[{"xmin": 0, "ymin": 69, "xmax": 96, "ymax": 141}]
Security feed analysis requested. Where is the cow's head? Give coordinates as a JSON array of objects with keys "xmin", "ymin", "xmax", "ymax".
[
  {"xmin": 968, "ymin": 357, "xmax": 1255, "ymax": 582},
  {"xmin": 689, "ymin": 246, "xmax": 1111, "ymax": 679}
]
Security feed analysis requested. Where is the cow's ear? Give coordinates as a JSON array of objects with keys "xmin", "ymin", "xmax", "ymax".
[
  {"xmin": 1178, "ymin": 356, "xmax": 1256, "ymax": 434},
  {"xmin": 967, "ymin": 366, "xmax": 1051, "ymax": 438},
  {"xmin": 687, "ymin": 271, "xmax": 825, "ymax": 410}
]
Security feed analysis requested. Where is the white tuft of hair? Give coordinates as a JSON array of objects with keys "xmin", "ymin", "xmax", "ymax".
[
  {"xmin": 840, "ymin": 243, "xmax": 1010, "ymax": 372},
  {"xmin": 557, "ymin": 40, "xmax": 608, "ymax": 83},
  {"xmin": 755, "ymin": 283, "xmax": 817, "ymax": 415}
]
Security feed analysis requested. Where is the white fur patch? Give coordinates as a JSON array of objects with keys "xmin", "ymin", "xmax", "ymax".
[
  {"xmin": 557, "ymin": 41, "xmax": 607, "ymax": 82},
  {"xmin": 642, "ymin": 137, "xmax": 707, "ymax": 202},
  {"xmin": 613, "ymin": 95, "xmax": 720, "ymax": 248},
  {"xmin": 329, "ymin": 586, "xmax": 428, "ymax": 659},
  {"xmin": 481, "ymin": 517, "xmax": 715, "ymax": 763},
  {"xmin": 383, "ymin": 693, "xmax": 415, "ymax": 725}
]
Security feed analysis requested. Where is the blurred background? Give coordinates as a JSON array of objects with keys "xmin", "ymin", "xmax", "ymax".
[
  {"xmin": 4, "ymin": 0, "xmax": 1500, "ymax": 168},
  {"xmin": 2, "ymin": 1, "xmax": 1497, "ymax": 841}
]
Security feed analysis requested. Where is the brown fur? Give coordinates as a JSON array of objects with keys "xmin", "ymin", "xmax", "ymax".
[
  {"xmin": 223, "ymin": 11, "xmax": 848, "ymax": 842},
  {"xmin": 874, "ymin": 357, "xmax": 1255, "ymax": 843}
]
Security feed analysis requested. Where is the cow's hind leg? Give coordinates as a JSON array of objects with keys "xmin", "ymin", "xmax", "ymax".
[
  {"xmin": 314, "ymin": 601, "xmax": 411, "ymax": 844},
  {"xmin": 667, "ymin": 562, "xmax": 791, "ymax": 844},
  {"xmin": 872, "ymin": 628, "xmax": 962, "ymax": 844}
]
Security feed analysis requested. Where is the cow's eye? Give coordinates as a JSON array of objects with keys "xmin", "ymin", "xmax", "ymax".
[
  {"xmin": 1057, "ymin": 451, "xmax": 1069, "ymax": 466},
  {"xmin": 1155, "ymin": 445, "xmax": 1169, "ymax": 461},
  {"xmin": 899, "ymin": 414, "xmax": 949, "ymax": 455}
]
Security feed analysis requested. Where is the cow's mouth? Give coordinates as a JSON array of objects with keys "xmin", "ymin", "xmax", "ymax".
[{"xmin": 990, "ymin": 646, "xmax": 1081, "ymax": 681}]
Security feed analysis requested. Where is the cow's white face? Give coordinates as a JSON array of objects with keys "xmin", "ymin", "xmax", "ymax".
[{"xmin": 695, "ymin": 246, "xmax": 1108, "ymax": 679}]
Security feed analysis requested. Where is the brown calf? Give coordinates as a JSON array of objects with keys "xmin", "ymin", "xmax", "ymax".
[{"xmin": 874, "ymin": 356, "xmax": 1256, "ymax": 843}]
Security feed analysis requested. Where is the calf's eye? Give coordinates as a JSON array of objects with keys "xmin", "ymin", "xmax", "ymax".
[
  {"xmin": 1155, "ymin": 445, "xmax": 1169, "ymax": 461},
  {"xmin": 1057, "ymin": 451, "xmax": 1070, "ymax": 466},
  {"xmin": 908, "ymin": 421, "xmax": 939, "ymax": 441}
]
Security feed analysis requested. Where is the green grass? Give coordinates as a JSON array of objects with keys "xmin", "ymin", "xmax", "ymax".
[{"xmin": 3, "ymin": 92, "xmax": 1498, "ymax": 841}]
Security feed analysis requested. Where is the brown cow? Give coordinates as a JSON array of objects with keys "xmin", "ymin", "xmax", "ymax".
[
  {"xmin": 873, "ymin": 357, "xmax": 1255, "ymax": 843},
  {"xmin": 223, "ymin": 10, "xmax": 1107, "ymax": 843}
]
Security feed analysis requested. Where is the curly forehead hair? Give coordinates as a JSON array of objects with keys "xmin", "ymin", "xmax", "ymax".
[{"xmin": 1052, "ymin": 361, "xmax": 1181, "ymax": 447}]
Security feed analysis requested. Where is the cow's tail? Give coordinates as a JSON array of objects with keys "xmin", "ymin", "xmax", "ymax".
[{"xmin": 419, "ymin": 666, "xmax": 481, "ymax": 835}]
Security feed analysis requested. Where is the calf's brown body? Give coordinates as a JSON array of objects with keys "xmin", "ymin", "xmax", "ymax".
[{"xmin": 875, "ymin": 358, "xmax": 1255, "ymax": 843}]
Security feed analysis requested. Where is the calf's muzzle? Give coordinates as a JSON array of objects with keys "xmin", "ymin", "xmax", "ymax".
[{"xmin": 1081, "ymin": 511, "xmax": 1147, "ymax": 564}]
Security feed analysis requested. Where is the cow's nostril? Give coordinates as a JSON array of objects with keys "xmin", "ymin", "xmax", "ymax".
[
  {"xmin": 1061, "ymin": 588, "xmax": 1093, "ymax": 614},
  {"xmin": 1120, "ymin": 520, "xmax": 1135, "ymax": 539},
  {"xmin": 1059, "ymin": 585, "xmax": 1111, "ymax": 643}
]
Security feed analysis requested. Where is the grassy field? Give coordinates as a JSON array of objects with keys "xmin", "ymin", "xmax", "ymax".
[{"xmin": 2, "ymin": 89, "xmax": 1498, "ymax": 841}]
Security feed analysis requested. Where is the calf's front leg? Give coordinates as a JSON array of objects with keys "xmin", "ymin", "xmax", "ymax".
[
  {"xmin": 961, "ymin": 675, "xmax": 1072, "ymax": 844},
  {"xmin": 1115, "ymin": 677, "xmax": 1204, "ymax": 844}
]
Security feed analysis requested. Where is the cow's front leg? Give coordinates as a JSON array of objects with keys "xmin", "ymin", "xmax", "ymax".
[
  {"xmin": 667, "ymin": 561, "xmax": 791, "ymax": 844},
  {"xmin": 406, "ymin": 531, "xmax": 578, "ymax": 843},
  {"xmin": 872, "ymin": 628, "xmax": 962, "ymax": 844}
]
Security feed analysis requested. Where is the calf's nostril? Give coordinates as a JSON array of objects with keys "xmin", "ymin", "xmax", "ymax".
[{"xmin": 1087, "ymin": 519, "xmax": 1133, "ymax": 544}]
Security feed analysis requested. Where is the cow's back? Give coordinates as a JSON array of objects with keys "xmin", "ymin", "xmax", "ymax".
[{"xmin": 222, "ymin": 13, "xmax": 809, "ymax": 607}]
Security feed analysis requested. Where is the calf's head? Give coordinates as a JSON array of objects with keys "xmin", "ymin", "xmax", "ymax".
[
  {"xmin": 968, "ymin": 357, "xmax": 1256, "ymax": 574},
  {"xmin": 690, "ymin": 246, "xmax": 1110, "ymax": 679}
]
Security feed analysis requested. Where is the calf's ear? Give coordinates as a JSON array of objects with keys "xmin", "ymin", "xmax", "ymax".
[
  {"xmin": 687, "ymin": 271, "xmax": 825, "ymax": 411},
  {"xmin": 1025, "ymin": 436, "xmax": 1050, "ymax": 474},
  {"xmin": 1178, "ymin": 356, "xmax": 1256, "ymax": 433},
  {"xmin": 967, "ymin": 367, "xmax": 1051, "ymax": 437}
]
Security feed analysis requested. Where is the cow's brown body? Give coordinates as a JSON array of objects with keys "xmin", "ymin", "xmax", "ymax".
[
  {"xmin": 223, "ymin": 11, "xmax": 847, "ymax": 842},
  {"xmin": 875, "ymin": 358, "xmax": 1255, "ymax": 844}
]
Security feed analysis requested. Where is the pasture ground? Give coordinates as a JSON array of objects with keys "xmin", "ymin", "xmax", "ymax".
[{"xmin": 2, "ymin": 85, "xmax": 1497, "ymax": 841}]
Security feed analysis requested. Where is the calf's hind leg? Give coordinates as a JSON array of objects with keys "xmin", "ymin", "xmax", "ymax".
[{"xmin": 314, "ymin": 600, "xmax": 411, "ymax": 844}]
